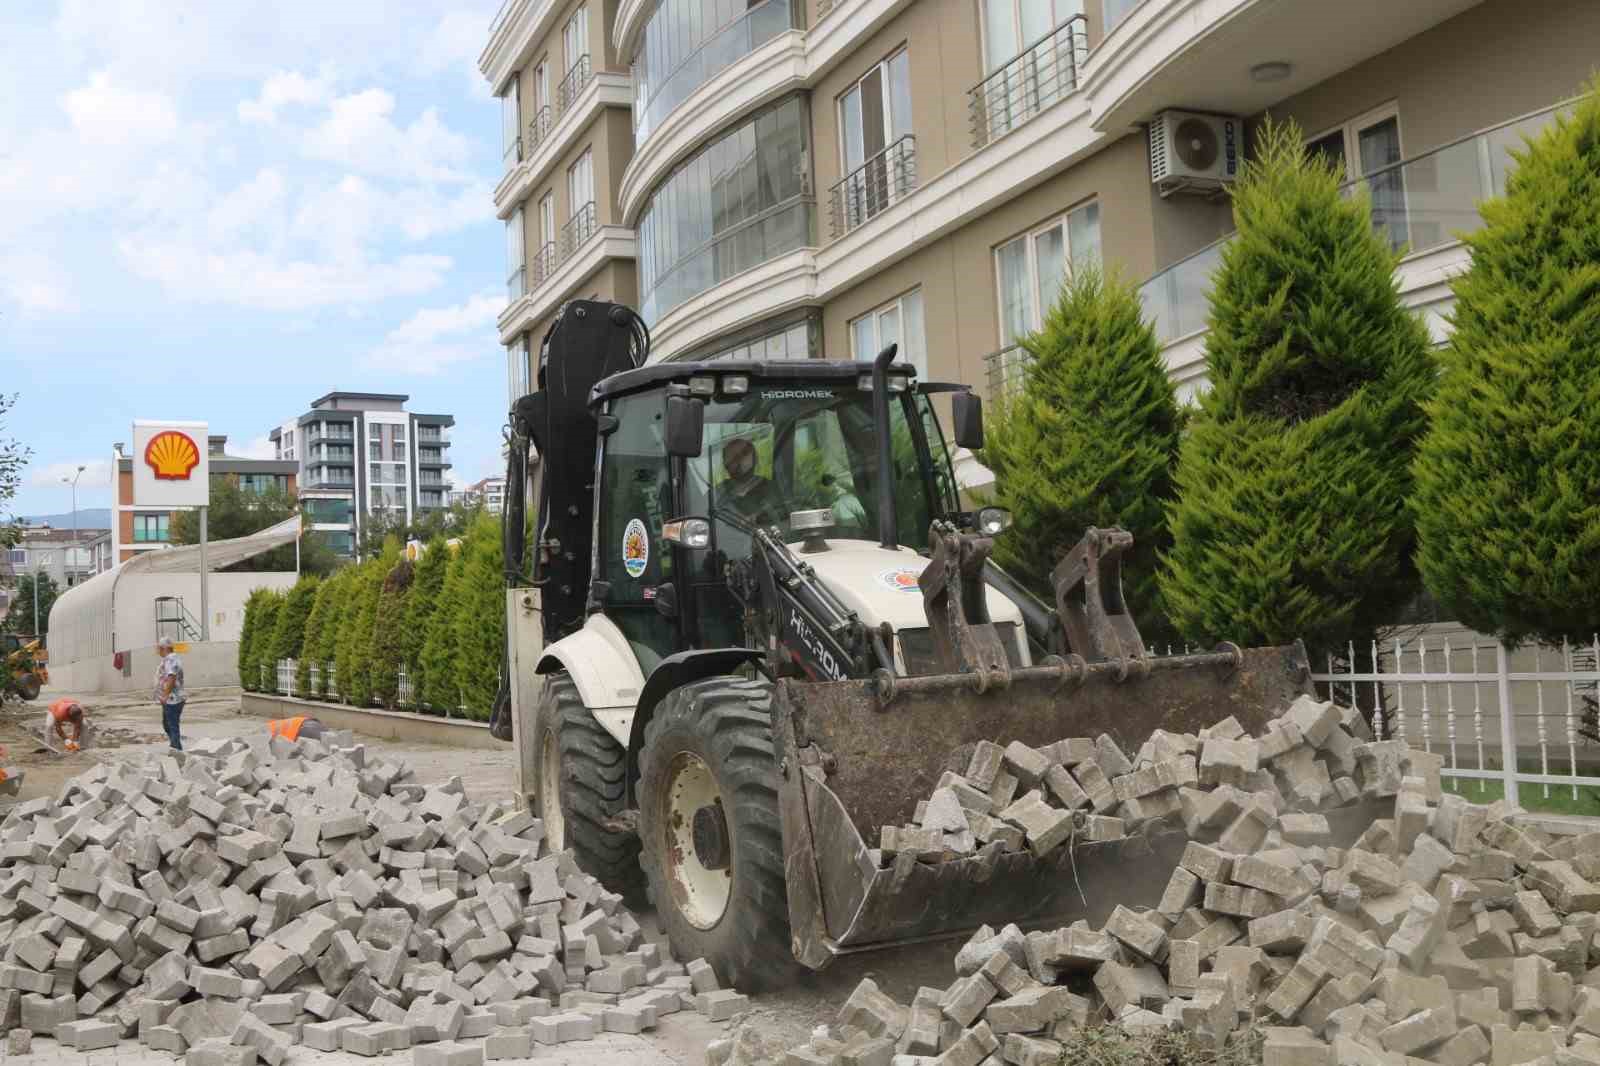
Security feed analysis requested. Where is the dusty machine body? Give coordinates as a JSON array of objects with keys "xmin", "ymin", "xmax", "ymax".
[
  {"xmin": 2, "ymin": 634, "xmax": 47, "ymax": 703},
  {"xmin": 495, "ymin": 301, "xmax": 1311, "ymax": 988}
]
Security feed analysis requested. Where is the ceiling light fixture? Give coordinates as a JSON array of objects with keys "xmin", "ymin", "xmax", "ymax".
[{"xmin": 1250, "ymin": 61, "xmax": 1292, "ymax": 83}]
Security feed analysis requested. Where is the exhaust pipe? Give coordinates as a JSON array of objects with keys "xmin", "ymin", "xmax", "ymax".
[{"xmin": 872, "ymin": 343, "xmax": 899, "ymax": 551}]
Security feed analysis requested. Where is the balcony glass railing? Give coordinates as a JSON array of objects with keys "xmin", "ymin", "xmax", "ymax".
[
  {"xmin": 829, "ymin": 135, "xmax": 918, "ymax": 239},
  {"xmin": 969, "ymin": 15, "xmax": 1087, "ymax": 149},
  {"xmin": 632, "ymin": 0, "xmax": 797, "ymax": 147},
  {"xmin": 1138, "ymin": 101, "xmax": 1565, "ymax": 345}
]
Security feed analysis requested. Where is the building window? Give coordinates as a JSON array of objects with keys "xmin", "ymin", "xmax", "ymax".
[
  {"xmin": 7, "ymin": 548, "xmax": 24, "ymax": 565},
  {"xmin": 1307, "ymin": 105, "xmax": 1406, "ymax": 250},
  {"xmin": 508, "ymin": 335, "xmax": 532, "ymax": 402},
  {"xmin": 502, "ymin": 71, "xmax": 522, "ymax": 168},
  {"xmin": 563, "ymin": 6, "xmax": 588, "ymax": 75},
  {"xmin": 237, "ymin": 474, "xmax": 289, "ymax": 495},
  {"xmin": 850, "ymin": 288, "xmax": 927, "ymax": 377},
  {"xmin": 631, "ymin": 0, "xmax": 800, "ymax": 146},
  {"xmin": 133, "ymin": 514, "xmax": 170, "ymax": 543},
  {"xmin": 568, "ymin": 150, "xmax": 594, "ymax": 216},
  {"xmin": 981, "ymin": 0, "xmax": 1082, "ymax": 72},
  {"xmin": 838, "ymin": 49, "xmax": 913, "ymax": 227},
  {"xmin": 507, "ymin": 206, "xmax": 526, "ymax": 301},
  {"xmin": 692, "ymin": 314, "xmax": 817, "ymax": 362},
  {"xmin": 994, "ymin": 200, "xmax": 1100, "ymax": 346},
  {"xmin": 637, "ymin": 95, "xmax": 813, "ymax": 327}
]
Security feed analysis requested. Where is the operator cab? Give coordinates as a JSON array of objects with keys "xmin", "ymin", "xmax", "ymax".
[{"xmin": 586, "ymin": 360, "xmax": 992, "ymax": 674}]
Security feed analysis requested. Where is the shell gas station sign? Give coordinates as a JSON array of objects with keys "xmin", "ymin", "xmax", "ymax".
[{"xmin": 132, "ymin": 420, "xmax": 210, "ymax": 507}]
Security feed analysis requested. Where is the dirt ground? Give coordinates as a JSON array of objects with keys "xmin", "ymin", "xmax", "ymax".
[{"xmin": 2, "ymin": 686, "xmax": 963, "ymax": 1059}]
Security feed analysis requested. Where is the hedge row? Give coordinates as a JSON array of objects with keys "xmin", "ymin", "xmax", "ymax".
[{"xmin": 238, "ymin": 513, "xmax": 506, "ymax": 720}]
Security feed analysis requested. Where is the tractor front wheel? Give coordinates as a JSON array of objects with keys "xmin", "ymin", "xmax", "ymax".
[{"xmin": 637, "ymin": 676, "xmax": 794, "ymax": 991}]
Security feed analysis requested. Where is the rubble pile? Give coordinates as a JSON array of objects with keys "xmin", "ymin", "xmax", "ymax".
[
  {"xmin": 777, "ymin": 695, "xmax": 1600, "ymax": 1066},
  {"xmin": 0, "ymin": 732, "xmax": 746, "ymax": 1062}
]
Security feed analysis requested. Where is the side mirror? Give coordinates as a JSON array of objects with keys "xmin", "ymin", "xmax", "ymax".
[
  {"xmin": 952, "ymin": 392, "xmax": 984, "ymax": 450},
  {"xmin": 665, "ymin": 395, "xmax": 704, "ymax": 457}
]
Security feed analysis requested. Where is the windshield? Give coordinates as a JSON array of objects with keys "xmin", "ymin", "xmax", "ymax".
[{"xmin": 685, "ymin": 383, "xmax": 957, "ymax": 561}]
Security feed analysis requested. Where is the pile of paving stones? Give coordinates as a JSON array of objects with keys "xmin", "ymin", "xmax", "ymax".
[
  {"xmin": 771, "ymin": 695, "xmax": 1600, "ymax": 1066},
  {"xmin": 0, "ymin": 731, "xmax": 746, "ymax": 1063}
]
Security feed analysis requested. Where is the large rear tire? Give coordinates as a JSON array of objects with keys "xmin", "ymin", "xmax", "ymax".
[
  {"xmin": 531, "ymin": 674, "xmax": 644, "ymax": 901},
  {"xmin": 16, "ymin": 674, "xmax": 40, "ymax": 702},
  {"xmin": 637, "ymin": 676, "xmax": 794, "ymax": 992}
]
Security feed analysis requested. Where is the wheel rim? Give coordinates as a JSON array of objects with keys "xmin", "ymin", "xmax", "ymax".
[
  {"xmin": 540, "ymin": 728, "xmax": 565, "ymax": 850},
  {"xmin": 661, "ymin": 752, "xmax": 732, "ymax": 930}
]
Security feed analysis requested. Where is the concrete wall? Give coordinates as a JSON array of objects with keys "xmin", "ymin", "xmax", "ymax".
[
  {"xmin": 241, "ymin": 693, "xmax": 501, "ymax": 750},
  {"xmin": 45, "ymin": 641, "xmax": 244, "ymax": 696}
]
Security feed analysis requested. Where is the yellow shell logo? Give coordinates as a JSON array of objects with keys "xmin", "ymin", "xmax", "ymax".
[{"xmin": 145, "ymin": 430, "xmax": 200, "ymax": 481}]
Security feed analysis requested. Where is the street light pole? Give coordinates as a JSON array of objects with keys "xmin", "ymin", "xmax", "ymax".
[{"xmin": 60, "ymin": 465, "xmax": 85, "ymax": 586}]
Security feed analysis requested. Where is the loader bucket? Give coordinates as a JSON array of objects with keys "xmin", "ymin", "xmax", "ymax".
[{"xmin": 771, "ymin": 641, "xmax": 1314, "ymax": 969}]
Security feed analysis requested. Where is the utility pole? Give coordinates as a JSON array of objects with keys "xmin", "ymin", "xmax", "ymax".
[
  {"xmin": 61, "ymin": 465, "xmax": 85, "ymax": 586},
  {"xmin": 200, "ymin": 505, "xmax": 209, "ymax": 641}
]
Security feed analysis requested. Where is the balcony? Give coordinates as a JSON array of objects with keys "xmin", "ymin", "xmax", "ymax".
[
  {"xmin": 983, "ymin": 344, "xmax": 1030, "ymax": 400},
  {"xmin": 560, "ymin": 202, "xmax": 599, "ymax": 260},
  {"xmin": 530, "ymin": 240, "xmax": 558, "ymax": 288},
  {"xmin": 1138, "ymin": 101, "xmax": 1565, "ymax": 348},
  {"xmin": 829, "ymin": 135, "xmax": 917, "ymax": 239},
  {"xmin": 556, "ymin": 55, "xmax": 593, "ymax": 115},
  {"xmin": 969, "ymin": 15, "xmax": 1087, "ymax": 149},
  {"xmin": 527, "ymin": 105, "xmax": 552, "ymax": 155}
]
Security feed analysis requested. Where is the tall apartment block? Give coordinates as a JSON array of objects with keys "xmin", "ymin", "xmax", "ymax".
[
  {"xmin": 483, "ymin": 0, "xmax": 1596, "ymax": 408},
  {"xmin": 270, "ymin": 393, "xmax": 454, "ymax": 557}
]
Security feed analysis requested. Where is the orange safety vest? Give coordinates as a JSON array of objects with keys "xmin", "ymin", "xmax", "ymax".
[
  {"xmin": 49, "ymin": 698, "xmax": 80, "ymax": 722},
  {"xmin": 268, "ymin": 717, "xmax": 308, "ymax": 742}
]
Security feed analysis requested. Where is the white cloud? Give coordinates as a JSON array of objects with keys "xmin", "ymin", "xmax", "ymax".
[
  {"xmin": 62, "ymin": 72, "xmax": 178, "ymax": 146},
  {"xmin": 0, "ymin": 252, "xmax": 77, "ymax": 314},
  {"xmin": 301, "ymin": 90, "xmax": 472, "ymax": 185},
  {"xmin": 234, "ymin": 435, "xmax": 278, "ymax": 460},
  {"xmin": 368, "ymin": 291, "xmax": 501, "ymax": 375},
  {"xmin": 28, "ymin": 459, "xmax": 112, "ymax": 489},
  {"xmin": 238, "ymin": 70, "xmax": 332, "ymax": 124},
  {"xmin": 206, "ymin": 169, "xmax": 289, "ymax": 242}
]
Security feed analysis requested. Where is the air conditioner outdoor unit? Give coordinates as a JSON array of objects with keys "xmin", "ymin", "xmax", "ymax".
[{"xmin": 1149, "ymin": 110, "xmax": 1240, "ymax": 196}]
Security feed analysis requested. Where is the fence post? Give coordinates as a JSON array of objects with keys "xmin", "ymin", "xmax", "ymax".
[{"xmin": 1495, "ymin": 641, "xmax": 1520, "ymax": 808}]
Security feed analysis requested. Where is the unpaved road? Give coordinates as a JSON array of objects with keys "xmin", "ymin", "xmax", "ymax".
[{"xmin": 4, "ymin": 686, "xmax": 960, "ymax": 1062}]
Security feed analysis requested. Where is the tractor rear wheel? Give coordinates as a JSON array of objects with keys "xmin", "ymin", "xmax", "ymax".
[
  {"xmin": 637, "ymin": 676, "xmax": 794, "ymax": 991},
  {"xmin": 16, "ymin": 673, "xmax": 40, "ymax": 702},
  {"xmin": 531, "ymin": 673, "xmax": 644, "ymax": 901}
]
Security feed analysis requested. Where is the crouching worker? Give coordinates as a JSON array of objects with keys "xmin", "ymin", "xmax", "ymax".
[
  {"xmin": 46, "ymin": 697, "xmax": 86, "ymax": 752},
  {"xmin": 267, "ymin": 716, "xmax": 326, "ymax": 743}
]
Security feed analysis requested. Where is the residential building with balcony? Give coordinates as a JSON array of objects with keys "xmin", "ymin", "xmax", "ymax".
[
  {"xmin": 484, "ymin": 0, "xmax": 1597, "ymax": 413},
  {"xmin": 269, "ymin": 393, "xmax": 454, "ymax": 558},
  {"xmin": 460, "ymin": 476, "xmax": 508, "ymax": 514},
  {"xmin": 110, "ymin": 435, "xmax": 298, "ymax": 566}
]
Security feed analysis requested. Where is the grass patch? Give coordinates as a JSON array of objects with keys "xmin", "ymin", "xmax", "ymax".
[{"xmin": 1444, "ymin": 771, "xmax": 1600, "ymax": 816}]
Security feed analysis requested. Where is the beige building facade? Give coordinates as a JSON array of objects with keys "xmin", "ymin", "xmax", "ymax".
[{"xmin": 483, "ymin": 0, "xmax": 1596, "ymax": 407}]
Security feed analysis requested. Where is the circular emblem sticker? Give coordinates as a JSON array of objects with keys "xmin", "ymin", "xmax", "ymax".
[
  {"xmin": 623, "ymin": 519, "xmax": 649, "ymax": 578},
  {"xmin": 877, "ymin": 567, "xmax": 922, "ymax": 593}
]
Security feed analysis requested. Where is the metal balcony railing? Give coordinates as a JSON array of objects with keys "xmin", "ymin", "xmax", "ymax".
[
  {"xmin": 817, "ymin": 0, "xmax": 838, "ymax": 18},
  {"xmin": 556, "ymin": 55, "xmax": 593, "ymax": 117},
  {"xmin": 527, "ymin": 106, "xmax": 553, "ymax": 154},
  {"xmin": 560, "ymin": 201, "xmax": 599, "ymax": 259},
  {"xmin": 969, "ymin": 14, "xmax": 1088, "ymax": 150},
  {"xmin": 984, "ymin": 343, "xmax": 1032, "ymax": 400},
  {"xmin": 530, "ymin": 241, "xmax": 558, "ymax": 288},
  {"xmin": 829, "ymin": 135, "xmax": 917, "ymax": 239}
]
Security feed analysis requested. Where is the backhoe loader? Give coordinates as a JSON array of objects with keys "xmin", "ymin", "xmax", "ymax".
[{"xmin": 492, "ymin": 300, "xmax": 1311, "ymax": 990}]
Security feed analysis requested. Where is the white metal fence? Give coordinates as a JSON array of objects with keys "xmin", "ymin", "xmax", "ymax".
[{"xmin": 1311, "ymin": 632, "xmax": 1600, "ymax": 809}]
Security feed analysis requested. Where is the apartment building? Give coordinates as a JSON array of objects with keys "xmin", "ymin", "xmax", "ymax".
[
  {"xmin": 459, "ymin": 476, "xmax": 509, "ymax": 514},
  {"xmin": 269, "ymin": 393, "xmax": 455, "ymax": 558},
  {"xmin": 483, "ymin": 0, "xmax": 1597, "ymax": 409},
  {"xmin": 111, "ymin": 435, "xmax": 298, "ymax": 566}
]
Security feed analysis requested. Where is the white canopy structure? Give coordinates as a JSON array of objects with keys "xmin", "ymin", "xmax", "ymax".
[{"xmin": 46, "ymin": 516, "xmax": 302, "ymax": 694}]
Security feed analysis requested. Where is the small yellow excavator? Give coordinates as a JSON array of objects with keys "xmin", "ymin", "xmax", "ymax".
[{"xmin": 2, "ymin": 634, "xmax": 47, "ymax": 704}]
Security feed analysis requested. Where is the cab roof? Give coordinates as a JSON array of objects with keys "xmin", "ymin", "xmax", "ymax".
[{"xmin": 589, "ymin": 359, "xmax": 929, "ymax": 406}]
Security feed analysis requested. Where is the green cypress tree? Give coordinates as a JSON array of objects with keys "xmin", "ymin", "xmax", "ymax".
[
  {"xmin": 983, "ymin": 265, "xmax": 1183, "ymax": 642},
  {"xmin": 338, "ymin": 541, "xmax": 398, "ymax": 707},
  {"xmin": 243, "ymin": 591, "xmax": 283, "ymax": 692},
  {"xmin": 237, "ymin": 588, "xmax": 269, "ymax": 690},
  {"xmin": 1158, "ymin": 118, "xmax": 1435, "ymax": 651},
  {"xmin": 313, "ymin": 569, "xmax": 354, "ymax": 698},
  {"xmin": 297, "ymin": 573, "xmax": 336, "ymax": 696},
  {"xmin": 421, "ymin": 539, "xmax": 469, "ymax": 713},
  {"xmin": 370, "ymin": 557, "xmax": 414, "ymax": 708},
  {"xmin": 402, "ymin": 536, "xmax": 450, "ymax": 707},
  {"xmin": 1413, "ymin": 84, "xmax": 1600, "ymax": 645},
  {"xmin": 267, "ymin": 575, "xmax": 320, "ymax": 670},
  {"xmin": 453, "ymin": 516, "xmax": 506, "ymax": 722}
]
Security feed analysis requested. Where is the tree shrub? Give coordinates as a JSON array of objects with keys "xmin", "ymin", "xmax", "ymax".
[
  {"xmin": 1158, "ymin": 119, "xmax": 1434, "ymax": 651},
  {"xmin": 371, "ymin": 557, "xmax": 414, "ymax": 708},
  {"xmin": 1413, "ymin": 83, "xmax": 1600, "ymax": 645},
  {"xmin": 239, "ymin": 589, "xmax": 283, "ymax": 692},
  {"xmin": 453, "ymin": 515, "xmax": 506, "ymax": 721},
  {"xmin": 312, "ymin": 569, "xmax": 354, "ymax": 698},
  {"xmin": 267, "ymin": 575, "xmax": 319, "ymax": 670},
  {"xmin": 983, "ymin": 265, "xmax": 1183, "ymax": 643},
  {"xmin": 402, "ymin": 536, "xmax": 450, "ymax": 708},
  {"xmin": 336, "ymin": 541, "xmax": 398, "ymax": 707},
  {"xmin": 421, "ymin": 538, "xmax": 469, "ymax": 714}
]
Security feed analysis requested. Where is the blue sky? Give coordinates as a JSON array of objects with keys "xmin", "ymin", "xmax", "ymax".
[{"xmin": 0, "ymin": 0, "xmax": 512, "ymax": 520}]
